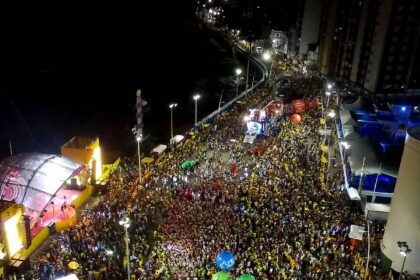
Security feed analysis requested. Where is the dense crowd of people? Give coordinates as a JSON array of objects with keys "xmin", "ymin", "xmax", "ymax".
[{"xmin": 5, "ymin": 41, "xmax": 417, "ymax": 280}]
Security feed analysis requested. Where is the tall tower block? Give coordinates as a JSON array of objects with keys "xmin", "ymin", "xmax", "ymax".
[{"xmin": 382, "ymin": 126, "xmax": 420, "ymax": 274}]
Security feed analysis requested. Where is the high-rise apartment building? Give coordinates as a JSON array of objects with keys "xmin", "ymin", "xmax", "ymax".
[
  {"xmin": 297, "ymin": 0, "xmax": 322, "ymax": 60},
  {"xmin": 318, "ymin": 0, "xmax": 420, "ymax": 95}
]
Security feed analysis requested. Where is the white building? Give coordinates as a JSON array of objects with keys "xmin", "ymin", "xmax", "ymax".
[
  {"xmin": 298, "ymin": 0, "xmax": 322, "ymax": 60},
  {"xmin": 270, "ymin": 30, "xmax": 288, "ymax": 55},
  {"xmin": 381, "ymin": 126, "xmax": 420, "ymax": 275}
]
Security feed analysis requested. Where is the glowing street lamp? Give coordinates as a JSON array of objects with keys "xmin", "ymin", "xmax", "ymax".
[
  {"xmin": 169, "ymin": 103, "xmax": 177, "ymax": 140},
  {"xmin": 262, "ymin": 52, "xmax": 271, "ymax": 61},
  {"xmin": 235, "ymin": 68, "xmax": 242, "ymax": 97},
  {"xmin": 397, "ymin": 241, "xmax": 411, "ymax": 279},
  {"xmin": 262, "ymin": 52, "xmax": 273, "ymax": 78},
  {"xmin": 325, "ymin": 91, "xmax": 332, "ymax": 109},
  {"xmin": 193, "ymin": 94, "xmax": 201, "ymax": 126},
  {"xmin": 119, "ymin": 216, "xmax": 131, "ymax": 280}
]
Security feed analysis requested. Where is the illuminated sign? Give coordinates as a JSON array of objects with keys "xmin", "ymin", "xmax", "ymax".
[
  {"xmin": 246, "ymin": 121, "xmax": 263, "ymax": 135},
  {"xmin": 90, "ymin": 146, "xmax": 102, "ymax": 180},
  {"xmin": 5, "ymin": 214, "xmax": 23, "ymax": 257}
]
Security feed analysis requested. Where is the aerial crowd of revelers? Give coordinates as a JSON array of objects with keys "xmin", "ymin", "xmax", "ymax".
[{"xmin": 7, "ymin": 51, "xmax": 418, "ymax": 280}]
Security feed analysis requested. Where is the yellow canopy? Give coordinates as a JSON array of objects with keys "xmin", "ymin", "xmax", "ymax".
[{"xmin": 141, "ymin": 157, "xmax": 154, "ymax": 164}]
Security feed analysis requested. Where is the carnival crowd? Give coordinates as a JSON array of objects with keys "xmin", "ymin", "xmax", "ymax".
[{"xmin": 6, "ymin": 55, "xmax": 418, "ymax": 280}]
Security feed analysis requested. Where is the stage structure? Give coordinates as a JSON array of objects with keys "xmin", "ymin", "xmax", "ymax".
[
  {"xmin": 0, "ymin": 152, "xmax": 91, "ymax": 274},
  {"xmin": 61, "ymin": 137, "xmax": 102, "ymax": 183}
]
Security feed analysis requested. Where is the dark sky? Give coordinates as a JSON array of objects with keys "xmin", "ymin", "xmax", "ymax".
[
  {"xmin": 1, "ymin": 3, "xmax": 194, "ymax": 155},
  {"xmin": 0, "ymin": 2, "xmax": 249, "ymax": 161},
  {"xmin": 0, "ymin": 2, "xmax": 293, "ymax": 161}
]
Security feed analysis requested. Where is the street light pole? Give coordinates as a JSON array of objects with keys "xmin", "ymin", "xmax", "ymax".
[
  {"xmin": 169, "ymin": 103, "xmax": 178, "ymax": 140},
  {"xmin": 397, "ymin": 241, "xmax": 411, "ymax": 280},
  {"xmin": 171, "ymin": 107, "xmax": 174, "ymax": 139},
  {"xmin": 262, "ymin": 52, "xmax": 272, "ymax": 79},
  {"xmin": 119, "ymin": 217, "xmax": 131, "ymax": 280},
  {"xmin": 218, "ymin": 90, "xmax": 224, "ymax": 111},
  {"xmin": 372, "ymin": 163, "xmax": 382, "ymax": 203},
  {"xmin": 193, "ymin": 94, "xmax": 200, "ymax": 126},
  {"xmin": 358, "ymin": 156, "xmax": 366, "ymax": 194},
  {"xmin": 136, "ymin": 137, "xmax": 142, "ymax": 185},
  {"xmin": 235, "ymin": 68, "xmax": 242, "ymax": 97},
  {"xmin": 124, "ymin": 225, "xmax": 130, "ymax": 280},
  {"xmin": 236, "ymin": 75, "xmax": 240, "ymax": 96},
  {"xmin": 400, "ymin": 254, "xmax": 407, "ymax": 279},
  {"xmin": 251, "ymin": 72, "xmax": 256, "ymax": 89},
  {"xmin": 269, "ymin": 60, "xmax": 273, "ymax": 78},
  {"xmin": 366, "ymin": 220, "xmax": 371, "ymax": 278}
]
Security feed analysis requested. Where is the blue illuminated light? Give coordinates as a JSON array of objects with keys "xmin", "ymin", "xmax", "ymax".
[{"xmin": 401, "ymin": 107, "xmax": 406, "ymax": 111}]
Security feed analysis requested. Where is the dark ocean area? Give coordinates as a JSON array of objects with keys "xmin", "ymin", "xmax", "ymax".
[{"xmin": 0, "ymin": 4, "xmax": 261, "ymax": 162}]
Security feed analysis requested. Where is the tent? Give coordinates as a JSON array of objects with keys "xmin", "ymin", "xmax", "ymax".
[
  {"xmin": 152, "ymin": 144, "xmax": 167, "ymax": 155},
  {"xmin": 346, "ymin": 187, "xmax": 361, "ymax": 201},
  {"xmin": 348, "ymin": 225, "xmax": 365, "ymax": 240},
  {"xmin": 170, "ymin": 135, "xmax": 184, "ymax": 145},
  {"xmin": 243, "ymin": 134, "xmax": 256, "ymax": 144}
]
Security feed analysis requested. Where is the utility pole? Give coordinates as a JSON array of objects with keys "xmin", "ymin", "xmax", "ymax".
[
  {"xmin": 358, "ymin": 156, "xmax": 366, "ymax": 194},
  {"xmin": 9, "ymin": 141, "xmax": 13, "ymax": 156},
  {"xmin": 245, "ymin": 42, "xmax": 252, "ymax": 91},
  {"xmin": 372, "ymin": 163, "xmax": 382, "ymax": 203},
  {"xmin": 218, "ymin": 90, "xmax": 224, "ymax": 111},
  {"xmin": 251, "ymin": 72, "xmax": 256, "ymax": 89}
]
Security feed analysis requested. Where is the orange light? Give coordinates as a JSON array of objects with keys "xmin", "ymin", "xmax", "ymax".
[{"xmin": 5, "ymin": 214, "xmax": 23, "ymax": 257}]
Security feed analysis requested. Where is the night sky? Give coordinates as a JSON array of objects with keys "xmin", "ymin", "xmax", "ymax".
[
  {"xmin": 0, "ymin": 2, "xmax": 226, "ymax": 161},
  {"xmin": 0, "ymin": 2, "xmax": 293, "ymax": 161}
]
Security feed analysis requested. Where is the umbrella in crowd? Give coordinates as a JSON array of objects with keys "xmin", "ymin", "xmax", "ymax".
[{"xmin": 212, "ymin": 271, "xmax": 232, "ymax": 280}]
